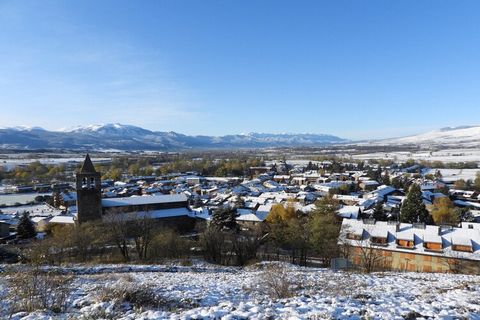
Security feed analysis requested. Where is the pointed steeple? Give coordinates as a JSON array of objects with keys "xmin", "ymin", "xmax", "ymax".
[{"xmin": 80, "ymin": 154, "xmax": 97, "ymax": 173}]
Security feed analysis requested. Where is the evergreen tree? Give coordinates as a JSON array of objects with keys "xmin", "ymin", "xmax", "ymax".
[
  {"xmin": 382, "ymin": 171, "xmax": 390, "ymax": 185},
  {"xmin": 375, "ymin": 167, "xmax": 382, "ymax": 182},
  {"xmin": 193, "ymin": 197, "xmax": 203, "ymax": 208},
  {"xmin": 399, "ymin": 184, "xmax": 430, "ymax": 224},
  {"xmin": 372, "ymin": 202, "xmax": 387, "ymax": 221},
  {"xmin": 357, "ymin": 208, "xmax": 365, "ymax": 220},
  {"xmin": 306, "ymin": 161, "xmax": 313, "ymax": 171},
  {"xmin": 17, "ymin": 211, "xmax": 37, "ymax": 239},
  {"xmin": 211, "ymin": 207, "xmax": 240, "ymax": 231},
  {"xmin": 234, "ymin": 195, "xmax": 245, "ymax": 209}
]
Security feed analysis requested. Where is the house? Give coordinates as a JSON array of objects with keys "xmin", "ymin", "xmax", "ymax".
[
  {"xmin": 339, "ymin": 219, "xmax": 480, "ymax": 273},
  {"xmin": 359, "ymin": 180, "xmax": 380, "ymax": 191},
  {"xmin": 236, "ymin": 208, "xmax": 269, "ymax": 227},
  {"xmin": 337, "ymin": 205, "xmax": 361, "ymax": 219},
  {"xmin": 249, "ymin": 166, "xmax": 272, "ymax": 178}
]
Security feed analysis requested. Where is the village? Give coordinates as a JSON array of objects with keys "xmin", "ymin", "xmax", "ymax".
[{"xmin": 1, "ymin": 152, "xmax": 480, "ymax": 274}]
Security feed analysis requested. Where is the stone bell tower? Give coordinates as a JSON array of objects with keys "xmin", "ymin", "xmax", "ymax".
[{"xmin": 76, "ymin": 154, "xmax": 102, "ymax": 224}]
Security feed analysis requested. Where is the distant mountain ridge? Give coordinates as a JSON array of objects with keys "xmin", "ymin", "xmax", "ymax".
[
  {"xmin": 376, "ymin": 125, "xmax": 480, "ymax": 147},
  {"xmin": 0, "ymin": 123, "xmax": 347, "ymax": 150}
]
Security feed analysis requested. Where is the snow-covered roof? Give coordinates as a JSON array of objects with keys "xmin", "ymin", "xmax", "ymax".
[
  {"xmin": 50, "ymin": 215, "xmax": 75, "ymax": 224},
  {"xmin": 101, "ymin": 194, "xmax": 188, "ymax": 207},
  {"xmin": 147, "ymin": 207, "xmax": 191, "ymax": 219},
  {"xmin": 236, "ymin": 208, "xmax": 268, "ymax": 222},
  {"xmin": 337, "ymin": 206, "xmax": 360, "ymax": 219},
  {"xmin": 454, "ymin": 200, "xmax": 480, "ymax": 209},
  {"xmin": 256, "ymin": 203, "xmax": 273, "ymax": 215},
  {"xmin": 340, "ymin": 219, "xmax": 480, "ymax": 261}
]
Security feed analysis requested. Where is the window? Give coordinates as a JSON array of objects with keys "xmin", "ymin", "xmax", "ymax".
[
  {"xmin": 370, "ymin": 236, "xmax": 388, "ymax": 245},
  {"xmin": 346, "ymin": 232, "xmax": 362, "ymax": 240},
  {"xmin": 396, "ymin": 239, "xmax": 414, "ymax": 248},
  {"xmin": 452, "ymin": 244, "xmax": 473, "ymax": 253},
  {"xmin": 424, "ymin": 242, "xmax": 442, "ymax": 251}
]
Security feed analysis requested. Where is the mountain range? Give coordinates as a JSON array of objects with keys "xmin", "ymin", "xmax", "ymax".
[
  {"xmin": 2, "ymin": 124, "xmax": 480, "ymax": 151},
  {"xmin": 0, "ymin": 123, "xmax": 347, "ymax": 150}
]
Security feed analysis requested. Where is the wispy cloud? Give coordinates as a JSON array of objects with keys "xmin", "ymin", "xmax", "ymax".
[{"xmin": 0, "ymin": 2, "xmax": 205, "ymax": 131}]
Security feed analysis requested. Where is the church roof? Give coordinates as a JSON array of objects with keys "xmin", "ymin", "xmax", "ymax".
[{"xmin": 80, "ymin": 154, "xmax": 97, "ymax": 173}]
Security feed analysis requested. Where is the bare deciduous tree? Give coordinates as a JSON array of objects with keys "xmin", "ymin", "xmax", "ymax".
[
  {"xmin": 104, "ymin": 211, "xmax": 131, "ymax": 262},
  {"xmin": 130, "ymin": 211, "xmax": 155, "ymax": 260},
  {"xmin": 355, "ymin": 227, "xmax": 385, "ymax": 273}
]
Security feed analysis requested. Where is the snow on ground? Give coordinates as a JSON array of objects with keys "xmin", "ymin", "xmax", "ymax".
[
  {"xmin": 1, "ymin": 262, "xmax": 480, "ymax": 319},
  {"xmin": 380, "ymin": 126, "xmax": 480, "ymax": 146},
  {"xmin": 423, "ymin": 168, "xmax": 480, "ymax": 183},
  {"xmin": 351, "ymin": 149, "xmax": 480, "ymax": 164},
  {"xmin": 0, "ymin": 157, "xmax": 111, "ymax": 170}
]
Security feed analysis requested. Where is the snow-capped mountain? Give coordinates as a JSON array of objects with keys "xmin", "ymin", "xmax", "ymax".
[
  {"xmin": 64, "ymin": 123, "xmax": 154, "ymax": 136},
  {"xmin": 377, "ymin": 125, "xmax": 480, "ymax": 147},
  {"xmin": 0, "ymin": 123, "xmax": 346, "ymax": 150}
]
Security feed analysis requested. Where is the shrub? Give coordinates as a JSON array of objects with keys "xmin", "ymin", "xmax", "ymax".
[
  {"xmin": 98, "ymin": 278, "xmax": 198, "ymax": 311},
  {"xmin": 6, "ymin": 267, "xmax": 73, "ymax": 314},
  {"xmin": 258, "ymin": 264, "xmax": 296, "ymax": 299},
  {"xmin": 200, "ymin": 225, "xmax": 226, "ymax": 264},
  {"xmin": 149, "ymin": 229, "xmax": 190, "ymax": 260}
]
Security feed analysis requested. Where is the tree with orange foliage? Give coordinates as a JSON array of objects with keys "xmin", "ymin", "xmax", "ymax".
[{"xmin": 431, "ymin": 197, "xmax": 459, "ymax": 225}]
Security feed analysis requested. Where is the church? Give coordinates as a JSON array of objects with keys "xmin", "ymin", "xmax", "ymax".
[{"xmin": 74, "ymin": 154, "xmax": 194, "ymax": 228}]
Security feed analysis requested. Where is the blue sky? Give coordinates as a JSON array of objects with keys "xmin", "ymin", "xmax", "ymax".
[{"xmin": 1, "ymin": 0, "xmax": 480, "ymax": 139}]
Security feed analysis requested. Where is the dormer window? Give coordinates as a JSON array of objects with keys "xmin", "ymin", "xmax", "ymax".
[
  {"xmin": 396, "ymin": 231, "xmax": 414, "ymax": 249},
  {"xmin": 371, "ymin": 236, "xmax": 388, "ymax": 245},
  {"xmin": 346, "ymin": 228, "xmax": 364, "ymax": 240},
  {"xmin": 451, "ymin": 237, "xmax": 473, "ymax": 253},
  {"xmin": 423, "ymin": 233, "xmax": 443, "ymax": 252},
  {"xmin": 347, "ymin": 232, "xmax": 363, "ymax": 240}
]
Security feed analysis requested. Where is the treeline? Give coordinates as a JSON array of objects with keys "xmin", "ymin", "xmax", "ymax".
[
  {"xmin": 14, "ymin": 196, "xmax": 345, "ymax": 268},
  {"xmin": 0, "ymin": 161, "xmax": 67, "ymax": 184},
  {"xmin": 0, "ymin": 155, "xmax": 266, "ymax": 185},
  {"xmin": 22, "ymin": 215, "xmax": 193, "ymax": 265},
  {"xmin": 99, "ymin": 156, "xmax": 265, "ymax": 180},
  {"xmin": 156, "ymin": 157, "xmax": 264, "ymax": 177},
  {"xmin": 201, "ymin": 196, "xmax": 343, "ymax": 267},
  {"xmin": 451, "ymin": 172, "xmax": 480, "ymax": 192}
]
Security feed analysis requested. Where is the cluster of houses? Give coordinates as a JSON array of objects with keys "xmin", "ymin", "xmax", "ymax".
[{"xmin": 1, "ymin": 155, "xmax": 480, "ymax": 273}]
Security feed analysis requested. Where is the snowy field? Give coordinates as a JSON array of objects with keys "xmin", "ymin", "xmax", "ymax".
[
  {"xmin": 0, "ymin": 193, "xmax": 52, "ymax": 206},
  {"xmin": 1, "ymin": 262, "xmax": 480, "ymax": 319},
  {"xmin": 423, "ymin": 168, "xmax": 480, "ymax": 183},
  {"xmin": 351, "ymin": 148, "xmax": 480, "ymax": 164},
  {"xmin": 0, "ymin": 157, "xmax": 111, "ymax": 170}
]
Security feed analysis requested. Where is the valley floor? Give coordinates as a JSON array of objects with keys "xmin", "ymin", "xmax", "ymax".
[{"xmin": 1, "ymin": 262, "xmax": 480, "ymax": 319}]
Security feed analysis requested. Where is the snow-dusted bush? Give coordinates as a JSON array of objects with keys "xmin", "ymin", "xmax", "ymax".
[
  {"xmin": 6, "ymin": 266, "xmax": 73, "ymax": 314},
  {"xmin": 99, "ymin": 279, "xmax": 162, "ymax": 309},
  {"xmin": 97, "ymin": 276, "xmax": 199, "ymax": 312},
  {"xmin": 258, "ymin": 263, "xmax": 297, "ymax": 299}
]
